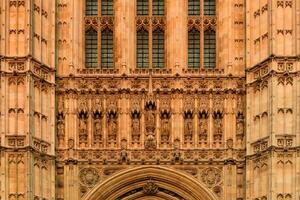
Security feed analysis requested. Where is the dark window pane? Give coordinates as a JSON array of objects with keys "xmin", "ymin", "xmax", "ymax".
[
  {"xmin": 153, "ymin": 0, "xmax": 164, "ymax": 16},
  {"xmin": 86, "ymin": 0, "xmax": 98, "ymax": 16},
  {"xmin": 101, "ymin": 0, "xmax": 113, "ymax": 15},
  {"xmin": 204, "ymin": 0, "xmax": 216, "ymax": 15},
  {"xmin": 152, "ymin": 29, "xmax": 164, "ymax": 68},
  {"xmin": 85, "ymin": 29, "xmax": 98, "ymax": 68},
  {"xmin": 204, "ymin": 29, "xmax": 216, "ymax": 68},
  {"xmin": 188, "ymin": 0, "xmax": 200, "ymax": 16},
  {"xmin": 188, "ymin": 28, "xmax": 200, "ymax": 68},
  {"xmin": 137, "ymin": 29, "xmax": 149, "ymax": 68},
  {"xmin": 137, "ymin": 0, "xmax": 149, "ymax": 15},
  {"xmin": 101, "ymin": 29, "xmax": 114, "ymax": 68}
]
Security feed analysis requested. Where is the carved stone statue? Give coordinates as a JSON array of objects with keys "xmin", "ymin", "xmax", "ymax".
[
  {"xmin": 213, "ymin": 116, "xmax": 223, "ymax": 141},
  {"xmin": 94, "ymin": 118, "xmax": 102, "ymax": 142},
  {"xmin": 161, "ymin": 116, "xmax": 170, "ymax": 143},
  {"xmin": 107, "ymin": 114, "xmax": 117, "ymax": 141},
  {"xmin": 184, "ymin": 118, "xmax": 193, "ymax": 141},
  {"xmin": 79, "ymin": 116, "xmax": 88, "ymax": 144},
  {"xmin": 145, "ymin": 109, "xmax": 156, "ymax": 131},
  {"xmin": 199, "ymin": 119, "xmax": 208, "ymax": 141},
  {"xmin": 145, "ymin": 132, "xmax": 156, "ymax": 150},
  {"xmin": 131, "ymin": 117, "xmax": 140, "ymax": 142}
]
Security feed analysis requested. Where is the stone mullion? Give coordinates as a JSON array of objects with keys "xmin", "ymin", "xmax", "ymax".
[{"xmin": 98, "ymin": 25, "xmax": 102, "ymax": 68}]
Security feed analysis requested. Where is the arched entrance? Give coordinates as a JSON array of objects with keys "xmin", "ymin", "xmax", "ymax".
[{"xmin": 82, "ymin": 166, "xmax": 218, "ymax": 200}]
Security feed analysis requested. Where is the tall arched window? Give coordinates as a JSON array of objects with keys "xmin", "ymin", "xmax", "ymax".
[
  {"xmin": 188, "ymin": 0, "xmax": 200, "ymax": 16},
  {"xmin": 86, "ymin": 0, "xmax": 98, "ymax": 16},
  {"xmin": 204, "ymin": 29, "xmax": 216, "ymax": 68},
  {"xmin": 85, "ymin": 29, "xmax": 98, "ymax": 68},
  {"xmin": 137, "ymin": 29, "xmax": 149, "ymax": 68},
  {"xmin": 152, "ymin": 29, "xmax": 164, "ymax": 68},
  {"xmin": 101, "ymin": 29, "xmax": 114, "ymax": 68},
  {"xmin": 188, "ymin": 28, "xmax": 200, "ymax": 68},
  {"xmin": 204, "ymin": 0, "xmax": 216, "ymax": 15}
]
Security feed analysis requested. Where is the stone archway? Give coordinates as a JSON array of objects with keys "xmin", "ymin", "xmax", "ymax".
[{"xmin": 82, "ymin": 166, "xmax": 218, "ymax": 200}]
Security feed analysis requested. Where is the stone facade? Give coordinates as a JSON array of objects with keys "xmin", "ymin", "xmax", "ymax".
[{"xmin": 0, "ymin": 0, "xmax": 299, "ymax": 200}]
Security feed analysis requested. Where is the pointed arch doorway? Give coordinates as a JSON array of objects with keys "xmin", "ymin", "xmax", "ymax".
[{"xmin": 82, "ymin": 166, "xmax": 218, "ymax": 200}]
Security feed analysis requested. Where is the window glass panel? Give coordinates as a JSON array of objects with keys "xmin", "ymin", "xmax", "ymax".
[
  {"xmin": 188, "ymin": 0, "xmax": 200, "ymax": 15},
  {"xmin": 204, "ymin": 0, "xmax": 216, "ymax": 15},
  {"xmin": 85, "ymin": 29, "xmax": 98, "ymax": 68},
  {"xmin": 86, "ymin": 0, "xmax": 98, "ymax": 16},
  {"xmin": 101, "ymin": 0, "xmax": 113, "ymax": 15},
  {"xmin": 204, "ymin": 29, "xmax": 216, "ymax": 68},
  {"xmin": 137, "ymin": 29, "xmax": 149, "ymax": 68},
  {"xmin": 152, "ymin": 29, "xmax": 164, "ymax": 68},
  {"xmin": 101, "ymin": 29, "xmax": 114, "ymax": 68},
  {"xmin": 188, "ymin": 29, "xmax": 200, "ymax": 68},
  {"xmin": 137, "ymin": 0, "xmax": 149, "ymax": 15},
  {"xmin": 153, "ymin": 0, "xmax": 164, "ymax": 16}
]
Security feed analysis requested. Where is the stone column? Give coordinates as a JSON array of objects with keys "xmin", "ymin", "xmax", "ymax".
[
  {"xmin": 166, "ymin": 0, "xmax": 188, "ymax": 72},
  {"xmin": 114, "ymin": 0, "xmax": 136, "ymax": 73}
]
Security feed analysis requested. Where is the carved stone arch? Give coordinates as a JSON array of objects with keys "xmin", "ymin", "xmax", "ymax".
[{"xmin": 82, "ymin": 166, "xmax": 218, "ymax": 200}]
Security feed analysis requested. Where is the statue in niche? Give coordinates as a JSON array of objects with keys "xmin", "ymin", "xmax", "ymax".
[
  {"xmin": 145, "ymin": 104, "xmax": 156, "ymax": 130},
  {"xmin": 213, "ymin": 112, "xmax": 223, "ymax": 141},
  {"xmin": 236, "ymin": 113, "xmax": 244, "ymax": 140},
  {"xmin": 78, "ymin": 113, "xmax": 88, "ymax": 144},
  {"xmin": 57, "ymin": 113, "xmax": 65, "ymax": 145},
  {"xmin": 94, "ymin": 118, "xmax": 102, "ymax": 142},
  {"xmin": 199, "ymin": 119, "xmax": 208, "ymax": 141},
  {"xmin": 131, "ymin": 112, "xmax": 140, "ymax": 142},
  {"xmin": 160, "ymin": 112, "xmax": 170, "ymax": 143},
  {"xmin": 107, "ymin": 113, "xmax": 117, "ymax": 141},
  {"xmin": 184, "ymin": 118, "xmax": 193, "ymax": 141},
  {"xmin": 119, "ymin": 139, "xmax": 128, "ymax": 163}
]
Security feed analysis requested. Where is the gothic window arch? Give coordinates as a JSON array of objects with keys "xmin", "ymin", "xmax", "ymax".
[
  {"xmin": 136, "ymin": 0, "xmax": 165, "ymax": 69},
  {"xmin": 188, "ymin": 28, "xmax": 200, "ymax": 68},
  {"xmin": 85, "ymin": 0, "xmax": 114, "ymax": 68},
  {"xmin": 137, "ymin": 28, "xmax": 149, "ymax": 68},
  {"xmin": 204, "ymin": 29, "xmax": 216, "ymax": 68},
  {"xmin": 85, "ymin": 28, "xmax": 98, "ymax": 68}
]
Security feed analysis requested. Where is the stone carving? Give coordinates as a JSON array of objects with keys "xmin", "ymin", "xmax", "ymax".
[
  {"xmin": 57, "ymin": 112, "xmax": 65, "ymax": 146},
  {"xmin": 107, "ymin": 111, "xmax": 118, "ymax": 142},
  {"xmin": 160, "ymin": 111, "xmax": 171, "ymax": 144},
  {"xmin": 131, "ymin": 100, "xmax": 141, "ymax": 143},
  {"xmin": 198, "ymin": 110, "xmax": 209, "ymax": 143},
  {"xmin": 201, "ymin": 167, "xmax": 222, "ymax": 187},
  {"xmin": 79, "ymin": 168, "xmax": 100, "ymax": 188},
  {"xmin": 184, "ymin": 111, "xmax": 193, "ymax": 142},
  {"xmin": 78, "ymin": 99, "xmax": 89, "ymax": 145},
  {"xmin": 236, "ymin": 112, "xmax": 245, "ymax": 140},
  {"xmin": 213, "ymin": 111, "xmax": 223, "ymax": 142},
  {"xmin": 144, "ymin": 100, "xmax": 157, "ymax": 149},
  {"xmin": 93, "ymin": 98, "xmax": 103, "ymax": 144},
  {"xmin": 143, "ymin": 180, "xmax": 158, "ymax": 195}
]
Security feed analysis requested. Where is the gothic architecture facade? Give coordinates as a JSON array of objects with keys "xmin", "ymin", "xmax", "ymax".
[{"xmin": 0, "ymin": 0, "xmax": 300, "ymax": 199}]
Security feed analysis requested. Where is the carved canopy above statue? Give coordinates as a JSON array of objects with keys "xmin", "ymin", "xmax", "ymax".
[{"xmin": 82, "ymin": 166, "xmax": 218, "ymax": 200}]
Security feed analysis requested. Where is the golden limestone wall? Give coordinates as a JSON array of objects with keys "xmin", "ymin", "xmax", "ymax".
[
  {"xmin": 246, "ymin": 0, "xmax": 300, "ymax": 200},
  {"xmin": 55, "ymin": 0, "xmax": 246, "ymax": 200},
  {"xmin": 0, "ymin": 0, "xmax": 56, "ymax": 200},
  {"xmin": 0, "ymin": 0, "xmax": 299, "ymax": 200}
]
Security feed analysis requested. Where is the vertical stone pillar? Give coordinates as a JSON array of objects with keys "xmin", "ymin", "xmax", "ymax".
[
  {"xmin": 114, "ymin": 0, "xmax": 136, "ymax": 72},
  {"xmin": 166, "ymin": 0, "xmax": 188, "ymax": 71}
]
